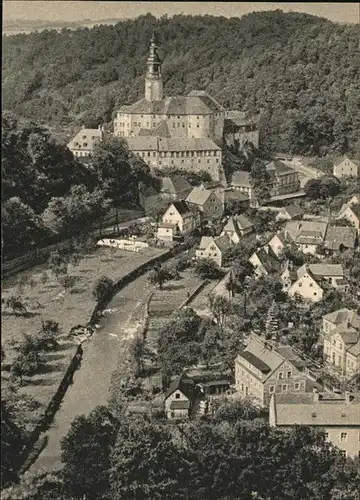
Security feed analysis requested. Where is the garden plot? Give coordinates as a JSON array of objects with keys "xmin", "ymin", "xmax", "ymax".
[{"xmin": 1, "ymin": 245, "xmax": 165, "ymax": 430}]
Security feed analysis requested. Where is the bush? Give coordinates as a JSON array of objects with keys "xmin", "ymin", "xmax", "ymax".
[{"xmin": 195, "ymin": 259, "xmax": 224, "ymax": 280}]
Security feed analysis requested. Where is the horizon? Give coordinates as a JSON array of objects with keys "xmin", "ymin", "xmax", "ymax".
[{"xmin": 3, "ymin": 2, "xmax": 359, "ymax": 25}]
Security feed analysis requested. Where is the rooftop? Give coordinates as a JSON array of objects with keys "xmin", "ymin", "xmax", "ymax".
[
  {"xmin": 119, "ymin": 92, "xmax": 224, "ymax": 115},
  {"xmin": 324, "ymin": 225, "xmax": 357, "ymax": 250},
  {"xmin": 323, "ymin": 309, "xmax": 360, "ymax": 328},
  {"xmin": 271, "ymin": 392, "xmax": 360, "ymax": 427},
  {"xmin": 230, "ymin": 171, "xmax": 251, "ymax": 188},
  {"xmin": 67, "ymin": 127, "xmax": 104, "ymax": 151},
  {"xmin": 160, "ymin": 175, "xmax": 191, "ymax": 195},
  {"xmin": 186, "ymin": 186, "xmax": 213, "ymax": 206}
]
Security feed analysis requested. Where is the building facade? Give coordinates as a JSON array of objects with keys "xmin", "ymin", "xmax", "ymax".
[
  {"xmin": 322, "ymin": 309, "xmax": 360, "ymax": 379},
  {"xmin": 235, "ymin": 333, "xmax": 318, "ymax": 407},
  {"xmin": 333, "ymin": 157, "xmax": 359, "ymax": 179}
]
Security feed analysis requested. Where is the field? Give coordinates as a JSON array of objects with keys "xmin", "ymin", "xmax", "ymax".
[{"xmin": 1, "ymin": 244, "xmax": 166, "ymax": 431}]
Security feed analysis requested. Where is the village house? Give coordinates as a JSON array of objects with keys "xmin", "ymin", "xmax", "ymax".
[
  {"xmin": 160, "ymin": 175, "xmax": 192, "ymax": 200},
  {"xmin": 275, "ymin": 204, "xmax": 304, "ymax": 222},
  {"xmin": 265, "ymin": 161, "xmax": 300, "ymax": 197},
  {"xmin": 333, "ymin": 157, "xmax": 360, "ymax": 179},
  {"xmin": 164, "ymin": 376, "xmax": 195, "ymax": 420},
  {"xmin": 337, "ymin": 203, "xmax": 360, "ymax": 235},
  {"xmin": 323, "ymin": 225, "xmax": 357, "ymax": 254},
  {"xmin": 286, "ymin": 264, "xmax": 348, "ymax": 303},
  {"xmin": 235, "ymin": 333, "xmax": 318, "ymax": 407},
  {"xmin": 220, "ymin": 214, "xmax": 254, "ymax": 244},
  {"xmin": 269, "ymin": 391, "xmax": 360, "ymax": 458},
  {"xmin": 322, "ymin": 309, "xmax": 360, "ymax": 379},
  {"xmin": 267, "ymin": 232, "xmax": 287, "ymax": 258},
  {"xmin": 67, "ymin": 125, "xmax": 105, "ymax": 159},
  {"xmin": 158, "ymin": 200, "xmax": 199, "ymax": 242},
  {"xmin": 249, "ymin": 246, "xmax": 281, "ymax": 278},
  {"xmin": 195, "ymin": 235, "xmax": 232, "ymax": 267},
  {"xmin": 186, "ymin": 185, "xmax": 224, "ymax": 221},
  {"xmin": 224, "ymin": 189, "xmax": 251, "ymax": 213},
  {"xmin": 230, "ymin": 171, "xmax": 253, "ymax": 198},
  {"xmin": 284, "ymin": 220, "xmax": 328, "ymax": 255}
]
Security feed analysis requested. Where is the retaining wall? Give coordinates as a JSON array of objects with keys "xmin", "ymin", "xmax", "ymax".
[{"xmin": 17, "ymin": 241, "xmax": 188, "ymax": 476}]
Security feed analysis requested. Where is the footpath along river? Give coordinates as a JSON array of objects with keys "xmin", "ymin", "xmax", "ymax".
[{"xmin": 30, "ymin": 272, "xmax": 152, "ymax": 472}]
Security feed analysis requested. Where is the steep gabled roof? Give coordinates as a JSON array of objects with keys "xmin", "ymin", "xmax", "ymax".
[
  {"xmin": 281, "ymin": 205, "xmax": 304, "ymax": 219},
  {"xmin": 165, "ymin": 376, "xmax": 195, "ymax": 400},
  {"xmin": 198, "ymin": 236, "xmax": 216, "ymax": 250},
  {"xmin": 170, "ymin": 200, "xmax": 193, "ymax": 216},
  {"xmin": 334, "ymin": 156, "xmax": 360, "ymax": 168},
  {"xmin": 307, "ymin": 264, "xmax": 344, "ymax": 277},
  {"xmin": 223, "ymin": 214, "xmax": 253, "ymax": 234},
  {"xmin": 324, "ymin": 225, "xmax": 357, "ymax": 250},
  {"xmin": 67, "ymin": 128, "xmax": 104, "ymax": 151},
  {"xmin": 323, "ymin": 308, "xmax": 360, "ymax": 327},
  {"xmin": 214, "ymin": 235, "xmax": 232, "ymax": 253},
  {"xmin": 161, "ymin": 176, "xmax": 191, "ymax": 195},
  {"xmin": 186, "ymin": 186, "xmax": 213, "ymax": 206}
]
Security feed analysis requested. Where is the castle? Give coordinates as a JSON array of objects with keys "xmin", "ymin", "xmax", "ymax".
[
  {"xmin": 68, "ymin": 34, "xmax": 259, "ymax": 183},
  {"xmin": 113, "ymin": 34, "xmax": 259, "ymax": 182}
]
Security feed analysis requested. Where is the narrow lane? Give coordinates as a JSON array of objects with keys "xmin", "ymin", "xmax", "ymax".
[{"xmin": 29, "ymin": 273, "xmax": 151, "ymax": 471}]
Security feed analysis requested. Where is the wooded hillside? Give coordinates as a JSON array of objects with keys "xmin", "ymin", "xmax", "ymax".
[{"xmin": 2, "ymin": 11, "xmax": 360, "ymax": 155}]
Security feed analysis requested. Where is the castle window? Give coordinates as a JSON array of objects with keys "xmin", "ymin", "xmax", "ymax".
[
  {"xmin": 197, "ymin": 124, "xmax": 200, "ymax": 128},
  {"xmin": 159, "ymin": 161, "xmax": 162, "ymax": 165},
  {"xmin": 182, "ymin": 124, "xmax": 185, "ymax": 127},
  {"xmin": 198, "ymin": 159, "xmax": 201, "ymax": 163},
  {"xmin": 189, "ymin": 124, "xmax": 191, "ymax": 128},
  {"xmin": 177, "ymin": 116, "xmax": 180, "ymax": 119},
  {"xmin": 207, "ymin": 160, "xmax": 210, "ymax": 164},
  {"xmin": 178, "ymin": 123, "xmax": 180, "ymax": 128},
  {"xmin": 197, "ymin": 116, "xmax": 199, "ymax": 119},
  {"xmin": 216, "ymin": 159, "xmax": 219, "ymax": 163},
  {"xmin": 153, "ymin": 152, "xmax": 156, "ymax": 157},
  {"xmin": 173, "ymin": 123, "xmax": 175, "ymax": 128},
  {"xmin": 148, "ymin": 152, "xmax": 151, "ymax": 157},
  {"xmin": 340, "ymin": 432, "xmax": 347, "ymax": 442}
]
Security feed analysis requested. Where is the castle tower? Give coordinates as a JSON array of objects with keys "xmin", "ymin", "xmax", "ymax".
[{"xmin": 145, "ymin": 32, "xmax": 163, "ymax": 102}]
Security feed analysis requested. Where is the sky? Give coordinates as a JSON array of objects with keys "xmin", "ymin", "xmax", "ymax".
[{"xmin": 3, "ymin": 1, "xmax": 360, "ymax": 24}]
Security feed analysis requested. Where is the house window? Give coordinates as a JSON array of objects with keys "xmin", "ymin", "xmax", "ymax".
[
  {"xmin": 175, "ymin": 393, "xmax": 180, "ymax": 399},
  {"xmin": 298, "ymin": 283, "xmax": 302, "ymax": 287},
  {"xmin": 340, "ymin": 450, "xmax": 347, "ymax": 458},
  {"xmin": 294, "ymin": 382, "xmax": 300, "ymax": 390},
  {"xmin": 287, "ymin": 371, "xmax": 292, "ymax": 378},
  {"xmin": 340, "ymin": 432, "xmax": 347, "ymax": 442},
  {"xmin": 314, "ymin": 292, "xmax": 317, "ymax": 296},
  {"xmin": 269, "ymin": 385, "xmax": 275, "ymax": 393},
  {"xmin": 278, "ymin": 372, "xmax": 284, "ymax": 380},
  {"xmin": 324, "ymin": 432, "xmax": 329, "ymax": 440},
  {"xmin": 281, "ymin": 384, "xmax": 288, "ymax": 392}
]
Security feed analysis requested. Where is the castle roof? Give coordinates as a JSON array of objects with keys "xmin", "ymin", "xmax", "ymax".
[
  {"xmin": 119, "ymin": 92, "xmax": 224, "ymax": 116},
  {"xmin": 158, "ymin": 137, "xmax": 220, "ymax": 152}
]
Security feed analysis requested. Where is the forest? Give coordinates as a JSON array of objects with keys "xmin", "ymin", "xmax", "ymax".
[
  {"xmin": 2, "ymin": 11, "xmax": 360, "ymax": 155},
  {"xmin": 1, "ymin": 114, "xmax": 158, "ymax": 258}
]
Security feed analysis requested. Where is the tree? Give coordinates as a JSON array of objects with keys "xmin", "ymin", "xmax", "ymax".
[
  {"xmin": 92, "ymin": 275, "xmax": 114, "ymax": 305},
  {"xmin": 48, "ymin": 250, "xmax": 68, "ymax": 278},
  {"xmin": 2, "ymin": 197, "xmax": 45, "ymax": 254},
  {"xmin": 194, "ymin": 259, "xmax": 223, "ymax": 280},
  {"xmin": 250, "ymin": 160, "xmax": 272, "ymax": 204},
  {"xmin": 129, "ymin": 336, "xmax": 144, "ymax": 377},
  {"xmin": 42, "ymin": 185, "xmax": 111, "ymax": 239},
  {"xmin": 11, "ymin": 350, "xmax": 46, "ymax": 380},
  {"xmin": 304, "ymin": 176, "xmax": 341, "ymax": 200},
  {"xmin": 148, "ymin": 264, "xmax": 172, "ymax": 290},
  {"xmin": 61, "ymin": 406, "xmax": 119, "ymax": 500},
  {"xmin": 208, "ymin": 294, "xmax": 233, "ymax": 327},
  {"xmin": 1, "ymin": 398, "xmax": 25, "ymax": 487},
  {"xmin": 110, "ymin": 420, "xmax": 190, "ymax": 500},
  {"xmin": 212, "ymin": 397, "xmax": 262, "ymax": 422},
  {"xmin": 265, "ymin": 300, "xmax": 281, "ymax": 340}
]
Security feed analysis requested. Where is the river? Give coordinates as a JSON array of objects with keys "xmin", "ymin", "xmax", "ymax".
[{"xmin": 30, "ymin": 273, "xmax": 151, "ymax": 471}]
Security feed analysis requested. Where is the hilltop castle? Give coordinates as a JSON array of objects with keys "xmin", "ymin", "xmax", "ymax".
[
  {"xmin": 113, "ymin": 34, "xmax": 259, "ymax": 182},
  {"xmin": 69, "ymin": 34, "xmax": 259, "ymax": 183}
]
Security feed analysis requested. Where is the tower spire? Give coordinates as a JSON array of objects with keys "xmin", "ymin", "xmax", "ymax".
[{"xmin": 145, "ymin": 32, "xmax": 163, "ymax": 101}]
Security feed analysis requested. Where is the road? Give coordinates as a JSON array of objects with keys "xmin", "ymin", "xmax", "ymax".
[
  {"xmin": 283, "ymin": 158, "xmax": 321, "ymax": 188},
  {"xmin": 29, "ymin": 272, "xmax": 152, "ymax": 472}
]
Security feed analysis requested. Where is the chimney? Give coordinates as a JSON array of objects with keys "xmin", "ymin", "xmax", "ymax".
[
  {"xmin": 345, "ymin": 391, "xmax": 351, "ymax": 404},
  {"xmin": 313, "ymin": 388, "xmax": 319, "ymax": 402}
]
